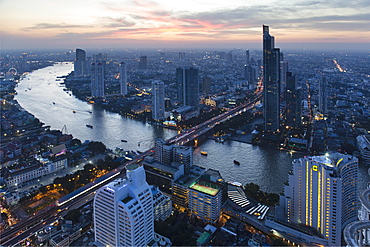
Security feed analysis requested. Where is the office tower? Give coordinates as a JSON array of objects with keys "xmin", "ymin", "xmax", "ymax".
[
  {"xmin": 94, "ymin": 164, "xmax": 154, "ymax": 246},
  {"xmin": 280, "ymin": 61, "xmax": 289, "ymax": 97},
  {"xmin": 179, "ymin": 52, "xmax": 185, "ymax": 60},
  {"xmin": 84, "ymin": 57, "xmax": 92, "ymax": 76},
  {"xmin": 93, "ymin": 53, "xmax": 103, "ymax": 63},
  {"xmin": 285, "ymin": 72, "xmax": 300, "ymax": 128},
  {"xmin": 91, "ymin": 63, "xmax": 104, "ymax": 97},
  {"xmin": 246, "ymin": 49, "xmax": 250, "ymax": 64},
  {"xmin": 154, "ymin": 138, "xmax": 173, "ymax": 164},
  {"xmin": 74, "ymin": 48, "xmax": 86, "ymax": 77},
  {"xmin": 152, "ymin": 185, "xmax": 172, "ymax": 221},
  {"xmin": 119, "ymin": 62, "xmax": 128, "ymax": 96},
  {"xmin": 151, "ymin": 80, "xmax": 165, "ymax": 121},
  {"xmin": 20, "ymin": 53, "xmax": 28, "ymax": 73},
  {"xmin": 278, "ymin": 153, "xmax": 358, "ymax": 246},
  {"xmin": 319, "ymin": 76, "xmax": 328, "ymax": 114},
  {"xmin": 154, "ymin": 138, "xmax": 193, "ymax": 172},
  {"xmin": 176, "ymin": 67, "xmax": 200, "ymax": 107},
  {"xmin": 202, "ymin": 77, "xmax": 211, "ymax": 95},
  {"xmin": 263, "ymin": 25, "xmax": 281, "ymax": 133},
  {"xmin": 173, "ymin": 145, "xmax": 193, "ymax": 173},
  {"xmin": 138, "ymin": 56, "xmax": 148, "ymax": 69}
]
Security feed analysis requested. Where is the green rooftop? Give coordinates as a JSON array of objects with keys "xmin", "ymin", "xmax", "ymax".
[
  {"xmin": 196, "ymin": 231, "xmax": 211, "ymax": 244},
  {"xmin": 190, "ymin": 182, "xmax": 220, "ymax": 196}
]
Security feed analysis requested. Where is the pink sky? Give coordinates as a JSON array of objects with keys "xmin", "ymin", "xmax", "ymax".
[{"xmin": 1, "ymin": 0, "xmax": 370, "ymax": 50}]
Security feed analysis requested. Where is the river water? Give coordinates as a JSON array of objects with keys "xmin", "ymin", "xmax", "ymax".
[{"xmin": 14, "ymin": 62, "xmax": 369, "ymax": 193}]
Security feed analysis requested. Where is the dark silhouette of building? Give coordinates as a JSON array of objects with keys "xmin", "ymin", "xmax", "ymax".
[
  {"xmin": 138, "ymin": 56, "xmax": 148, "ymax": 69},
  {"xmin": 74, "ymin": 48, "xmax": 86, "ymax": 77},
  {"xmin": 176, "ymin": 67, "xmax": 199, "ymax": 107},
  {"xmin": 263, "ymin": 25, "xmax": 281, "ymax": 133},
  {"xmin": 285, "ymin": 72, "xmax": 301, "ymax": 128},
  {"xmin": 202, "ymin": 77, "xmax": 211, "ymax": 95},
  {"xmin": 319, "ymin": 76, "xmax": 328, "ymax": 114}
]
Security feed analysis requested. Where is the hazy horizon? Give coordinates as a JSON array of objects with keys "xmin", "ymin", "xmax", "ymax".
[{"xmin": 1, "ymin": 0, "xmax": 370, "ymax": 51}]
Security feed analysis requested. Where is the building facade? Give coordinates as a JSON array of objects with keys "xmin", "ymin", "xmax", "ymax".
[
  {"xmin": 176, "ymin": 67, "xmax": 200, "ymax": 107},
  {"xmin": 278, "ymin": 153, "xmax": 358, "ymax": 246},
  {"xmin": 91, "ymin": 62, "xmax": 105, "ymax": 97},
  {"xmin": 94, "ymin": 164, "xmax": 154, "ymax": 246},
  {"xmin": 151, "ymin": 80, "xmax": 165, "ymax": 121},
  {"xmin": 74, "ymin": 48, "xmax": 86, "ymax": 77},
  {"xmin": 262, "ymin": 25, "xmax": 281, "ymax": 133},
  {"xmin": 119, "ymin": 62, "xmax": 128, "ymax": 96}
]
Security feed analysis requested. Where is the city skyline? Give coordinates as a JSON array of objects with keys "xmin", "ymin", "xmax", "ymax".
[{"xmin": 1, "ymin": 0, "xmax": 370, "ymax": 50}]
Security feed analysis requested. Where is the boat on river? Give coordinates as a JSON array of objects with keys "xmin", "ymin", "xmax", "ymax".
[
  {"xmin": 233, "ymin": 160, "xmax": 240, "ymax": 165},
  {"xmin": 201, "ymin": 151, "xmax": 208, "ymax": 156},
  {"xmin": 121, "ymin": 140, "xmax": 127, "ymax": 142},
  {"xmin": 86, "ymin": 124, "xmax": 93, "ymax": 128}
]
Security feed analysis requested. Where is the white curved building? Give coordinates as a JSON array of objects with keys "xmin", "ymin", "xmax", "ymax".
[{"xmin": 94, "ymin": 164, "xmax": 154, "ymax": 246}]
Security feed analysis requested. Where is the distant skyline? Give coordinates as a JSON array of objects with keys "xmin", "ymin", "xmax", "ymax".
[{"xmin": 1, "ymin": 0, "xmax": 370, "ymax": 51}]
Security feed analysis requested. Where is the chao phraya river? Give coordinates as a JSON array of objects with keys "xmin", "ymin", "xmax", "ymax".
[{"xmin": 15, "ymin": 62, "xmax": 369, "ymax": 193}]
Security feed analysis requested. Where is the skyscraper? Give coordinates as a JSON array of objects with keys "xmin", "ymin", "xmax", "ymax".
[
  {"xmin": 74, "ymin": 48, "xmax": 86, "ymax": 77},
  {"xmin": 151, "ymin": 80, "xmax": 165, "ymax": 121},
  {"xmin": 172, "ymin": 145, "xmax": 193, "ymax": 173},
  {"xmin": 263, "ymin": 25, "xmax": 281, "ymax": 133},
  {"xmin": 138, "ymin": 56, "xmax": 148, "ymax": 69},
  {"xmin": 94, "ymin": 164, "xmax": 154, "ymax": 246},
  {"xmin": 278, "ymin": 153, "xmax": 358, "ymax": 246},
  {"xmin": 176, "ymin": 67, "xmax": 200, "ymax": 107},
  {"xmin": 285, "ymin": 72, "xmax": 301, "ymax": 128},
  {"xmin": 319, "ymin": 76, "xmax": 328, "ymax": 114},
  {"xmin": 202, "ymin": 77, "xmax": 211, "ymax": 95},
  {"xmin": 91, "ymin": 62, "xmax": 104, "ymax": 97},
  {"xmin": 119, "ymin": 62, "xmax": 128, "ymax": 96}
]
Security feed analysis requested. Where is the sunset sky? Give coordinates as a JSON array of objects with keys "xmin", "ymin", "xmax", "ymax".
[{"xmin": 1, "ymin": 0, "xmax": 370, "ymax": 50}]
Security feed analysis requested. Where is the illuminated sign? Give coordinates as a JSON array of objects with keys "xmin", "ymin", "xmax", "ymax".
[{"xmin": 312, "ymin": 165, "xmax": 318, "ymax": 171}]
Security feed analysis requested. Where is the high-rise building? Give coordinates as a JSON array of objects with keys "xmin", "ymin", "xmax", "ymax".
[
  {"xmin": 154, "ymin": 138, "xmax": 193, "ymax": 172},
  {"xmin": 94, "ymin": 164, "xmax": 154, "ymax": 246},
  {"xmin": 119, "ymin": 62, "xmax": 128, "ymax": 96},
  {"xmin": 285, "ymin": 72, "xmax": 300, "ymax": 128},
  {"xmin": 91, "ymin": 63, "xmax": 104, "ymax": 97},
  {"xmin": 74, "ymin": 48, "xmax": 86, "ymax": 77},
  {"xmin": 138, "ymin": 56, "xmax": 148, "ymax": 69},
  {"xmin": 319, "ymin": 76, "xmax": 328, "ymax": 114},
  {"xmin": 202, "ymin": 77, "xmax": 211, "ymax": 95},
  {"xmin": 278, "ymin": 153, "xmax": 358, "ymax": 246},
  {"xmin": 173, "ymin": 145, "xmax": 193, "ymax": 173},
  {"xmin": 20, "ymin": 53, "xmax": 28, "ymax": 73},
  {"xmin": 280, "ymin": 61, "xmax": 289, "ymax": 97},
  {"xmin": 151, "ymin": 80, "xmax": 165, "ymax": 121},
  {"xmin": 176, "ymin": 67, "xmax": 199, "ymax": 107},
  {"xmin": 263, "ymin": 25, "xmax": 281, "ymax": 133},
  {"xmin": 246, "ymin": 49, "xmax": 250, "ymax": 64}
]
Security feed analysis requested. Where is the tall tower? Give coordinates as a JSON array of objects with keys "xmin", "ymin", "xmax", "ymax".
[
  {"xmin": 138, "ymin": 56, "xmax": 148, "ymax": 69},
  {"xmin": 119, "ymin": 62, "xmax": 128, "ymax": 96},
  {"xmin": 319, "ymin": 76, "xmax": 328, "ymax": 114},
  {"xmin": 91, "ymin": 63, "xmax": 105, "ymax": 97},
  {"xmin": 285, "ymin": 72, "xmax": 300, "ymax": 128},
  {"xmin": 94, "ymin": 164, "xmax": 154, "ymax": 246},
  {"xmin": 176, "ymin": 67, "xmax": 199, "ymax": 107},
  {"xmin": 20, "ymin": 53, "xmax": 28, "ymax": 73},
  {"xmin": 202, "ymin": 77, "xmax": 211, "ymax": 95},
  {"xmin": 151, "ymin": 80, "xmax": 165, "ymax": 121},
  {"xmin": 278, "ymin": 153, "xmax": 358, "ymax": 246},
  {"xmin": 74, "ymin": 48, "xmax": 86, "ymax": 77},
  {"xmin": 263, "ymin": 25, "xmax": 281, "ymax": 133}
]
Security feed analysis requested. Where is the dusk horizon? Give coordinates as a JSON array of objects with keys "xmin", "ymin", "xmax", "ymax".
[{"xmin": 1, "ymin": 0, "xmax": 370, "ymax": 51}]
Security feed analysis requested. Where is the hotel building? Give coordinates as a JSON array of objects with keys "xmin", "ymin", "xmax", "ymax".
[{"xmin": 278, "ymin": 153, "xmax": 358, "ymax": 246}]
